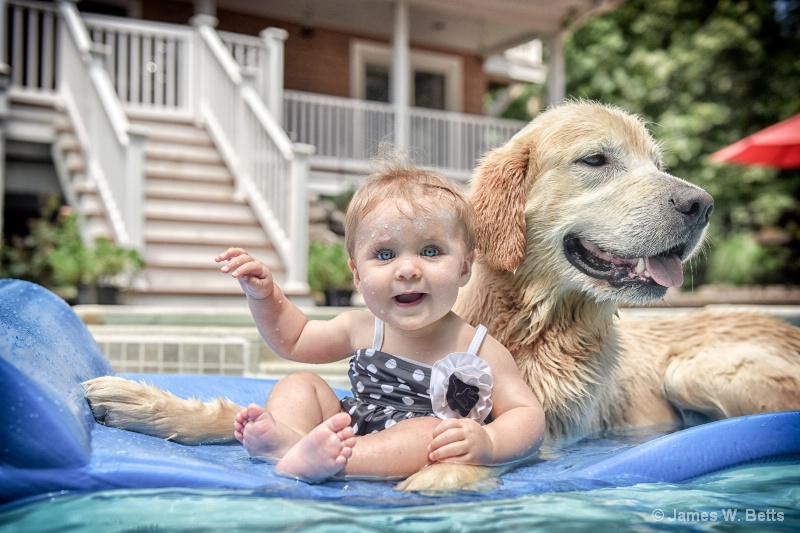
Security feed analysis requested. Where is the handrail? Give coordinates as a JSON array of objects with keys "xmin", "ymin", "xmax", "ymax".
[
  {"xmin": 193, "ymin": 16, "xmax": 309, "ymax": 292},
  {"xmin": 57, "ymin": 0, "xmax": 144, "ymax": 249},
  {"xmin": 195, "ymin": 21, "xmax": 242, "ymax": 84}
]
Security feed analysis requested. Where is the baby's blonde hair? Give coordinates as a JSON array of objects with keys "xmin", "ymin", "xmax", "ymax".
[{"xmin": 344, "ymin": 164, "xmax": 476, "ymax": 259}]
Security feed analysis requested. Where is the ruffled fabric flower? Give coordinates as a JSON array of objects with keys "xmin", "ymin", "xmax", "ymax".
[{"xmin": 430, "ymin": 352, "xmax": 493, "ymax": 423}]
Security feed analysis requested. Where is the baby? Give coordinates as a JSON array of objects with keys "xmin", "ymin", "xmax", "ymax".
[{"xmin": 217, "ymin": 164, "xmax": 545, "ymax": 482}]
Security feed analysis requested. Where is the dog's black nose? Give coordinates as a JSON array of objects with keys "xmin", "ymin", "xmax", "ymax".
[{"xmin": 671, "ymin": 188, "xmax": 714, "ymax": 227}]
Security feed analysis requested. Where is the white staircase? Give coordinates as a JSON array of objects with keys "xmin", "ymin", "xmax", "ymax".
[
  {"xmin": 55, "ymin": 113, "xmax": 285, "ymax": 306},
  {"xmin": 134, "ymin": 116, "xmax": 282, "ymax": 305}
]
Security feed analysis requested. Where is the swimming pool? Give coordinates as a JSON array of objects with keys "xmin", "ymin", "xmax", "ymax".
[
  {"xmin": 2, "ymin": 421, "xmax": 798, "ymax": 532},
  {"xmin": 2, "ymin": 462, "xmax": 797, "ymax": 531},
  {"xmin": 2, "ymin": 280, "xmax": 798, "ymax": 531}
]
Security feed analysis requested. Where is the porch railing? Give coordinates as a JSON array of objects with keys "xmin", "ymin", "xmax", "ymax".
[
  {"xmin": 3, "ymin": 0, "xmax": 58, "ymax": 94},
  {"xmin": 83, "ymin": 13, "xmax": 193, "ymax": 118},
  {"xmin": 283, "ymin": 90, "xmax": 525, "ymax": 177}
]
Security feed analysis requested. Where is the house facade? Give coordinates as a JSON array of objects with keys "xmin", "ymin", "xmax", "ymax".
[{"xmin": 0, "ymin": 0, "xmax": 620, "ymax": 305}]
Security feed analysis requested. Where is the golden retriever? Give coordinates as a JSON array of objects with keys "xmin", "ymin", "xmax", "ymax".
[{"xmin": 84, "ymin": 100, "xmax": 800, "ymax": 491}]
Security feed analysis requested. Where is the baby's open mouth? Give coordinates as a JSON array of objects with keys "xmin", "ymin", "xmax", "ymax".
[{"xmin": 394, "ymin": 293, "xmax": 425, "ymax": 304}]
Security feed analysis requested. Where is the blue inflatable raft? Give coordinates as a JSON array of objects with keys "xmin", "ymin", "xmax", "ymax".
[{"xmin": 2, "ymin": 279, "xmax": 799, "ymax": 506}]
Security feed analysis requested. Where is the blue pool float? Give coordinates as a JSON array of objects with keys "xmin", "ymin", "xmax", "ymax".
[{"xmin": 2, "ymin": 278, "xmax": 799, "ymax": 506}]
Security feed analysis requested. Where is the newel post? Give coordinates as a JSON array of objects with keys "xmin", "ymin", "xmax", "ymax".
[
  {"xmin": 285, "ymin": 142, "xmax": 315, "ymax": 294},
  {"xmin": 259, "ymin": 27, "xmax": 288, "ymax": 127},
  {"xmin": 237, "ymin": 66, "xmax": 258, "ymax": 198}
]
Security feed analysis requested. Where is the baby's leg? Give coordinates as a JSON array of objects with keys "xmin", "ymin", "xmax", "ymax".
[
  {"xmin": 236, "ymin": 372, "xmax": 344, "ymax": 461},
  {"xmin": 340, "ymin": 416, "xmax": 441, "ymax": 479},
  {"xmin": 275, "ymin": 412, "xmax": 356, "ymax": 482}
]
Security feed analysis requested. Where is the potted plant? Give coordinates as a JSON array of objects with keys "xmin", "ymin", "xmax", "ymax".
[
  {"xmin": 0, "ymin": 200, "xmax": 145, "ymax": 304},
  {"xmin": 89, "ymin": 236, "xmax": 146, "ymax": 304},
  {"xmin": 47, "ymin": 208, "xmax": 96, "ymax": 302},
  {"xmin": 307, "ymin": 240, "xmax": 354, "ymax": 306}
]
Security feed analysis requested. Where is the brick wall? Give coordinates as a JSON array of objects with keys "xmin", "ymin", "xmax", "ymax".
[{"xmin": 140, "ymin": 1, "xmax": 487, "ymax": 115}]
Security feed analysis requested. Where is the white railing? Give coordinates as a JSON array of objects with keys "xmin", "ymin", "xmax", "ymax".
[
  {"xmin": 194, "ymin": 16, "xmax": 311, "ymax": 293},
  {"xmin": 91, "ymin": 332, "xmax": 254, "ymax": 375},
  {"xmin": 283, "ymin": 90, "xmax": 525, "ymax": 175},
  {"xmin": 3, "ymin": 0, "xmax": 58, "ymax": 94},
  {"xmin": 57, "ymin": 0, "xmax": 145, "ymax": 249},
  {"xmin": 409, "ymin": 107, "xmax": 524, "ymax": 172},
  {"xmin": 219, "ymin": 27, "xmax": 286, "ymax": 124},
  {"xmin": 284, "ymin": 89, "xmax": 394, "ymax": 162},
  {"xmin": 83, "ymin": 13, "xmax": 193, "ymax": 117}
]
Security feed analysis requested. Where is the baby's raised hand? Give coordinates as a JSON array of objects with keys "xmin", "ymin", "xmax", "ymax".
[
  {"xmin": 216, "ymin": 247, "xmax": 274, "ymax": 300},
  {"xmin": 427, "ymin": 418, "xmax": 494, "ymax": 465}
]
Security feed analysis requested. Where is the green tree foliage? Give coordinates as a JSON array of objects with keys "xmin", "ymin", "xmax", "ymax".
[{"xmin": 564, "ymin": 0, "xmax": 800, "ymax": 285}]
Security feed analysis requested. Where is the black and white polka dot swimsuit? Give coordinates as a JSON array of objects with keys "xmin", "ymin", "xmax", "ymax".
[{"xmin": 340, "ymin": 318, "xmax": 489, "ymax": 435}]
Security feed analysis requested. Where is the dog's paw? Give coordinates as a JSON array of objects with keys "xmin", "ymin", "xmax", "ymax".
[
  {"xmin": 82, "ymin": 376, "xmax": 178, "ymax": 433},
  {"xmin": 395, "ymin": 463, "xmax": 502, "ymax": 492},
  {"xmin": 83, "ymin": 376, "xmax": 144, "ymax": 422}
]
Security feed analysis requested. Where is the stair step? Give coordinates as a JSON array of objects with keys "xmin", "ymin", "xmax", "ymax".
[
  {"xmin": 143, "ymin": 268, "xmax": 254, "ymax": 293},
  {"xmin": 145, "ymin": 141, "xmax": 223, "ymax": 165},
  {"xmin": 146, "ymin": 159, "xmax": 232, "ymax": 182},
  {"xmin": 78, "ymin": 194, "xmax": 105, "ymax": 216},
  {"xmin": 65, "ymin": 151, "xmax": 85, "ymax": 173},
  {"xmin": 146, "ymin": 178, "xmax": 236, "ymax": 202},
  {"xmin": 57, "ymin": 133, "xmax": 81, "ymax": 153},
  {"xmin": 145, "ymin": 242, "xmax": 280, "ymax": 270},
  {"xmin": 145, "ymin": 220, "xmax": 273, "ymax": 247},
  {"xmin": 7, "ymin": 104, "xmax": 62, "ymax": 127},
  {"xmin": 131, "ymin": 119, "xmax": 215, "ymax": 147},
  {"xmin": 145, "ymin": 198, "xmax": 257, "ymax": 225}
]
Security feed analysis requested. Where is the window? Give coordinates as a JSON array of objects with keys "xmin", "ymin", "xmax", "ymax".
[
  {"xmin": 351, "ymin": 40, "xmax": 462, "ymax": 112},
  {"xmin": 365, "ymin": 64, "xmax": 390, "ymax": 103}
]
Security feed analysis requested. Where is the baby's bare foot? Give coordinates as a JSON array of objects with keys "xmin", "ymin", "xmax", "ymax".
[
  {"xmin": 236, "ymin": 403, "xmax": 303, "ymax": 461},
  {"xmin": 275, "ymin": 412, "xmax": 356, "ymax": 482}
]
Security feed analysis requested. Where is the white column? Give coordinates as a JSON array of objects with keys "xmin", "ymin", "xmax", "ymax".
[
  {"xmin": 391, "ymin": 0, "xmax": 410, "ymax": 151},
  {"xmin": 0, "ymin": 0, "xmax": 6, "ymax": 66},
  {"xmin": 194, "ymin": 0, "xmax": 216, "ymax": 18},
  {"xmin": 0, "ymin": 65, "xmax": 8, "ymax": 239},
  {"xmin": 547, "ymin": 31, "xmax": 566, "ymax": 105},
  {"xmin": 260, "ymin": 27, "xmax": 288, "ymax": 126}
]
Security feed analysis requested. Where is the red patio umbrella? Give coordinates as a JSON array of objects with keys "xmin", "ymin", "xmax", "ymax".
[{"xmin": 709, "ymin": 113, "xmax": 800, "ymax": 169}]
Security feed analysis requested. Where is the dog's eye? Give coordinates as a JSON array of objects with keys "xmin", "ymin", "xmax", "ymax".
[{"xmin": 580, "ymin": 154, "xmax": 608, "ymax": 167}]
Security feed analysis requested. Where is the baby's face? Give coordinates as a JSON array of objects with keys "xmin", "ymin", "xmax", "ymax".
[{"xmin": 349, "ymin": 197, "xmax": 473, "ymax": 333}]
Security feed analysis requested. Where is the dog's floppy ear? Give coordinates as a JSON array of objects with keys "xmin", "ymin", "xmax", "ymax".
[{"xmin": 470, "ymin": 143, "xmax": 530, "ymax": 272}]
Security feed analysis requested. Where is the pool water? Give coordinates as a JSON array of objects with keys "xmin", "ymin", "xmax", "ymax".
[
  {"xmin": 1, "ymin": 464, "xmax": 798, "ymax": 532},
  {"xmin": 2, "ymin": 423, "xmax": 798, "ymax": 533}
]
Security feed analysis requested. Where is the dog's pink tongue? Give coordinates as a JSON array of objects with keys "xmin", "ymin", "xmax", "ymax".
[{"xmin": 645, "ymin": 255, "xmax": 684, "ymax": 287}]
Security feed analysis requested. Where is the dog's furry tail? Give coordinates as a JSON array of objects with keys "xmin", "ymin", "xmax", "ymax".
[
  {"xmin": 395, "ymin": 462, "xmax": 507, "ymax": 492},
  {"xmin": 83, "ymin": 376, "xmax": 242, "ymax": 445}
]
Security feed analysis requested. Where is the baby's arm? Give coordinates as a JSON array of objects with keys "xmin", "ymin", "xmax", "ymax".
[
  {"xmin": 216, "ymin": 247, "xmax": 358, "ymax": 364},
  {"xmin": 427, "ymin": 336, "xmax": 545, "ymax": 466}
]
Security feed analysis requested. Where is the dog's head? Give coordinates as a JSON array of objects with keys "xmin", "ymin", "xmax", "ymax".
[{"xmin": 471, "ymin": 100, "xmax": 714, "ymax": 304}]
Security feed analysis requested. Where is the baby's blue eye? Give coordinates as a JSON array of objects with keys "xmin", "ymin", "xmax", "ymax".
[
  {"xmin": 421, "ymin": 247, "xmax": 439, "ymax": 257},
  {"xmin": 377, "ymin": 250, "xmax": 394, "ymax": 260}
]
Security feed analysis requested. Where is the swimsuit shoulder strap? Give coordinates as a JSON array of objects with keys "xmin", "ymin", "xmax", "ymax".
[
  {"xmin": 467, "ymin": 324, "xmax": 488, "ymax": 356},
  {"xmin": 372, "ymin": 317, "xmax": 384, "ymax": 351}
]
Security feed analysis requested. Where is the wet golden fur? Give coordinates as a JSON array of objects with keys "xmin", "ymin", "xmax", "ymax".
[{"xmin": 85, "ymin": 101, "xmax": 800, "ymax": 492}]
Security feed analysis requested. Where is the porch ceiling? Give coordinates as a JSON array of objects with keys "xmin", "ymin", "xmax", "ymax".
[{"xmin": 216, "ymin": 0, "xmax": 623, "ymax": 55}]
